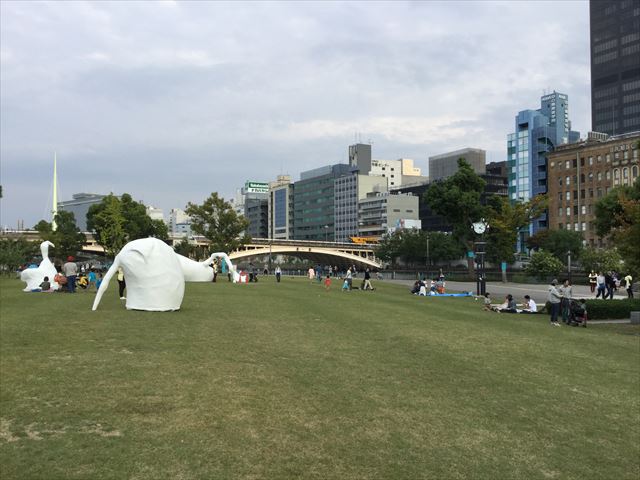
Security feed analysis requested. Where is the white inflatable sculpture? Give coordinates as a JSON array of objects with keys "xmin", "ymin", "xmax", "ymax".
[
  {"xmin": 20, "ymin": 241, "xmax": 60, "ymax": 291},
  {"xmin": 92, "ymin": 238, "xmax": 239, "ymax": 312}
]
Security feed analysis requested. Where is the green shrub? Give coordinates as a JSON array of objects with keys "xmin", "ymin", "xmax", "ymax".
[{"xmin": 585, "ymin": 299, "xmax": 640, "ymax": 320}]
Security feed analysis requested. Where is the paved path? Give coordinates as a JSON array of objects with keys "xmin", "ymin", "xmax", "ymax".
[{"xmin": 387, "ymin": 279, "xmax": 629, "ymax": 305}]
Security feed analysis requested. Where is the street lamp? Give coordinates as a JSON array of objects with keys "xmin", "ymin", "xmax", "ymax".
[
  {"xmin": 567, "ymin": 250, "xmax": 572, "ymax": 283},
  {"xmin": 472, "ymin": 219, "xmax": 489, "ymax": 296},
  {"xmin": 324, "ymin": 225, "xmax": 329, "ymax": 242}
]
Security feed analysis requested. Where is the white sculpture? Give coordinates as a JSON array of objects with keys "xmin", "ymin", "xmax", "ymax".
[
  {"xmin": 93, "ymin": 238, "xmax": 185, "ymax": 311},
  {"xmin": 177, "ymin": 251, "xmax": 240, "ymax": 283},
  {"xmin": 92, "ymin": 238, "xmax": 240, "ymax": 312},
  {"xmin": 20, "ymin": 241, "xmax": 60, "ymax": 291}
]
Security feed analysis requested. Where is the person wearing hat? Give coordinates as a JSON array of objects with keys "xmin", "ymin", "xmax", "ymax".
[
  {"xmin": 62, "ymin": 255, "xmax": 78, "ymax": 293},
  {"xmin": 547, "ymin": 279, "xmax": 562, "ymax": 326}
]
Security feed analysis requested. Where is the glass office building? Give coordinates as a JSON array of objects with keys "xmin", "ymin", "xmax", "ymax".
[
  {"xmin": 590, "ymin": 0, "xmax": 640, "ymax": 135},
  {"xmin": 508, "ymin": 92, "xmax": 580, "ymax": 245}
]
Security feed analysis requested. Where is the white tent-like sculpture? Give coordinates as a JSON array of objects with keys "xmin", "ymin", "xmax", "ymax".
[
  {"xmin": 20, "ymin": 241, "xmax": 60, "ymax": 291},
  {"xmin": 92, "ymin": 238, "xmax": 239, "ymax": 312}
]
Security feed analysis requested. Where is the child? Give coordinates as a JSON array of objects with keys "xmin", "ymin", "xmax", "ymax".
[
  {"xmin": 96, "ymin": 272, "xmax": 103, "ymax": 291},
  {"xmin": 87, "ymin": 269, "xmax": 97, "ymax": 291},
  {"xmin": 483, "ymin": 292, "xmax": 492, "ymax": 311},
  {"xmin": 342, "ymin": 278, "xmax": 350, "ymax": 291},
  {"xmin": 324, "ymin": 275, "xmax": 331, "ymax": 291},
  {"xmin": 39, "ymin": 276, "xmax": 51, "ymax": 292}
]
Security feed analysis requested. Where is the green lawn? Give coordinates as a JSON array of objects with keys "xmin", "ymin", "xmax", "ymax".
[{"xmin": 1, "ymin": 276, "xmax": 638, "ymax": 479}]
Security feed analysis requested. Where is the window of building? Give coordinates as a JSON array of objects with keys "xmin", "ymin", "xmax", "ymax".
[
  {"xmin": 550, "ymin": 161, "xmax": 555, "ymax": 168},
  {"xmin": 573, "ymin": 190, "xmax": 578, "ymax": 200},
  {"xmin": 581, "ymin": 205, "xmax": 586, "ymax": 215},
  {"xmin": 565, "ymin": 161, "xmax": 570, "ymax": 169},
  {"xmin": 594, "ymin": 156, "xmax": 599, "ymax": 164},
  {"xmin": 581, "ymin": 189, "xmax": 585, "ymax": 198},
  {"xmin": 566, "ymin": 191, "xmax": 571, "ymax": 201},
  {"xmin": 580, "ymin": 158, "xmax": 585, "ymax": 167},
  {"xmin": 580, "ymin": 174, "xmax": 585, "ymax": 183},
  {"xmin": 589, "ymin": 172, "xmax": 594, "ymax": 182},
  {"xmin": 558, "ymin": 178, "xmax": 563, "ymax": 187},
  {"xmin": 574, "ymin": 222, "xmax": 579, "ymax": 231},
  {"xmin": 558, "ymin": 193, "xmax": 563, "ymax": 202},
  {"xmin": 392, "ymin": 209, "xmax": 400, "ymax": 212},
  {"xmin": 558, "ymin": 223, "xmax": 563, "ymax": 229},
  {"xmin": 573, "ymin": 205, "xmax": 579, "ymax": 215},
  {"xmin": 606, "ymin": 154, "xmax": 610, "ymax": 162},
  {"xmin": 558, "ymin": 207, "xmax": 563, "ymax": 217},
  {"xmin": 633, "ymin": 166, "xmax": 639, "ymax": 178},
  {"xmin": 597, "ymin": 187, "xmax": 603, "ymax": 197},
  {"xmin": 597, "ymin": 172, "xmax": 603, "ymax": 181},
  {"xmin": 589, "ymin": 188, "xmax": 594, "ymax": 198},
  {"xmin": 566, "ymin": 206, "xmax": 571, "ymax": 216},
  {"xmin": 582, "ymin": 222, "xmax": 587, "ymax": 232},
  {"xmin": 566, "ymin": 176, "xmax": 570, "ymax": 185},
  {"xmin": 588, "ymin": 204, "xmax": 593, "ymax": 214},
  {"xmin": 573, "ymin": 159, "xmax": 577, "ymax": 168},
  {"xmin": 573, "ymin": 175, "xmax": 577, "ymax": 184},
  {"xmin": 606, "ymin": 171, "xmax": 611, "ymax": 180}
]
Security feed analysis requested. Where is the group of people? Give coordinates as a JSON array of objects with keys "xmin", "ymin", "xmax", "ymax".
[
  {"xmin": 411, "ymin": 271, "xmax": 447, "ymax": 296},
  {"xmin": 547, "ymin": 279, "xmax": 587, "ymax": 327},
  {"xmin": 588, "ymin": 271, "xmax": 634, "ymax": 299},
  {"xmin": 33, "ymin": 256, "xmax": 105, "ymax": 294},
  {"xmin": 485, "ymin": 293, "xmax": 538, "ymax": 314}
]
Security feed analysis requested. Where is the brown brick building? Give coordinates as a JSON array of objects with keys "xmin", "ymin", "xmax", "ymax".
[{"xmin": 547, "ymin": 132, "xmax": 639, "ymax": 247}]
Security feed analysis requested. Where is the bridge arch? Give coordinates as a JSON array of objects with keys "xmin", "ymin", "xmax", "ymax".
[{"xmin": 229, "ymin": 245, "xmax": 381, "ymax": 270}]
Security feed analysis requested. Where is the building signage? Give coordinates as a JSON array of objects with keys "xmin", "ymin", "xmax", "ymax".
[{"xmin": 245, "ymin": 181, "xmax": 269, "ymax": 193}]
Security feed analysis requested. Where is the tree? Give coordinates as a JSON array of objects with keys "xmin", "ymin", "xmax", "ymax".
[
  {"xmin": 33, "ymin": 211, "xmax": 86, "ymax": 262},
  {"xmin": 0, "ymin": 238, "xmax": 39, "ymax": 274},
  {"xmin": 424, "ymin": 159, "xmax": 486, "ymax": 274},
  {"xmin": 375, "ymin": 231, "xmax": 403, "ymax": 266},
  {"xmin": 485, "ymin": 194, "xmax": 547, "ymax": 281},
  {"xmin": 428, "ymin": 231, "xmax": 465, "ymax": 265},
  {"xmin": 87, "ymin": 193, "xmax": 169, "ymax": 257},
  {"xmin": 526, "ymin": 229, "xmax": 583, "ymax": 262},
  {"xmin": 594, "ymin": 178, "xmax": 640, "ymax": 276},
  {"xmin": 185, "ymin": 192, "xmax": 250, "ymax": 253},
  {"xmin": 525, "ymin": 250, "xmax": 564, "ymax": 280},
  {"xmin": 579, "ymin": 247, "xmax": 623, "ymax": 275}
]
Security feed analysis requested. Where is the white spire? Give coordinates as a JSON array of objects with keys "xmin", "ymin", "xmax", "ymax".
[{"xmin": 52, "ymin": 153, "xmax": 58, "ymax": 231}]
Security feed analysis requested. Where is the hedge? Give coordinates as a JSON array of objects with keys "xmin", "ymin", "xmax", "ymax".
[{"xmin": 584, "ymin": 299, "xmax": 640, "ymax": 320}]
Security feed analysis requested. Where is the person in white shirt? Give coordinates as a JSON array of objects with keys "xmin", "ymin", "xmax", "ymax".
[{"xmin": 520, "ymin": 295, "xmax": 537, "ymax": 314}]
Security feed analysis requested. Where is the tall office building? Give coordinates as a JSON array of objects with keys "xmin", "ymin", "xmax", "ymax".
[
  {"xmin": 334, "ymin": 173, "xmax": 387, "ymax": 242},
  {"xmin": 268, "ymin": 175, "xmax": 294, "ymax": 240},
  {"xmin": 58, "ymin": 193, "xmax": 107, "ymax": 231},
  {"xmin": 507, "ymin": 92, "xmax": 580, "ymax": 245},
  {"xmin": 590, "ymin": 0, "xmax": 640, "ymax": 135},
  {"xmin": 428, "ymin": 148, "xmax": 486, "ymax": 182},
  {"xmin": 293, "ymin": 164, "xmax": 352, "ymax": 241}
]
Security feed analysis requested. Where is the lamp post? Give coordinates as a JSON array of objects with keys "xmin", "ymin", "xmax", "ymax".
[
  {"xmin": 472, "ymin": 219, "xmax": 489, "ymax": 296},
  {"xmin": 324, "ymin": 225, "xmax": 329, "ymax": 242},
  {"xmin": 426, "ymin": 231, "xmax": 430, "ymax": 279},
  {"xmin": 567, "ymin": 250, "xmax": 572, "ymax": 283}
]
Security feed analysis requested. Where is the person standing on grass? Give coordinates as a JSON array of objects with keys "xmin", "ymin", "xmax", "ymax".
[
  {"xmin": 624, "ymin": 273, "xmax": 633, "ymax": 299},
  {"xmin": 346, "ymin": 267, "xmax": 353, "ymax": 290},
  {"xmin": 363, "ymin": 268, "xmax": 373, "ymax": 291},
  {"xmin": 117, "ymin": 267, "xmax": 126, "ymax": 300},
  {"xmin": 87, "ymin": 269, "xmax": 97, "ymax": 291},
  {"xmin": 605, "ymin": 271, "xmax": 616, "ymax": 299},
  {"xmin": 560, "ymin": 279, "xmax": 573, "ymax": 324},
  {"xmin": 275, "ymin": 265, "xmax": 282, "ymax": 283},
  {"xmin": 588, "ymin": 270, "xmax": 597, "ymax": 293},
  {"xmin": 547, "ymin": 279, "xmax": 562, "ymax": 326},
  {"xmin": 63, "ymin": 256, "xmax": 78, "ymax": 293},
  {"xmin": 324, "ymin": 274, "xmax": 331, "ymax": 291},
  {"xmin": 308, "ymin": 267, "xmax": 315, "ymax": 282},
  {"xmin": 595, "ymin": 272, "xmax": 606, "ymax": 299}
]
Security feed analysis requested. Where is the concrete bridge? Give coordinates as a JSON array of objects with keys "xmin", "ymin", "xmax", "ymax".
[{"xmin": 1, "ymin": 231, "xmax": 382, "ymax": 270}]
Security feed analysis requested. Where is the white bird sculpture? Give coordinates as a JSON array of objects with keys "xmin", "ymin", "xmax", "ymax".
[{"xmin": 20, "ymin": 241, "xmax": 60, "ymax": 291}]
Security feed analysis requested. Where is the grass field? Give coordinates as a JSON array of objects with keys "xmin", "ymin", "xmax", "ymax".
[{"xmin": 1, "ymin": 276, "xmax": 639, "ymax": 479}]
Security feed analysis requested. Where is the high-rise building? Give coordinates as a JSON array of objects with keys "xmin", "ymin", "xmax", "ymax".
[
  {"xmin": 507, "ymin": 92, "xmax": 580, "ymax": 246},
  {"xmin": 428, "ymin": 148, "xmax": 486, "ymax": 182},
  {"xmin": 348, "ymin": 143, "xmax": 372, "ymax": 173},
  {"xmin": 293, "ymin": 164, "xmax": 352, "ymax": 241},
  {"xmin": 590, "ymin": 0, "xmax": 640, "ymax": 136},
  {"xmin": 334, "ymin": 173, "xmax": 387, "ymax": 242},
  {"xmin": 358, "ymin": 192, "xmax": 420, "ymax": 239},
  {"xmin": 547, "ymin": 131, "xmax": 639, "ymax": 247},
  {"xmin": 268, "ymin": 175, "xmax": 294, "ymax": 240},
  {"xmin": 58, "ymin": 193, "xmax": 107, "ymax": 231}
]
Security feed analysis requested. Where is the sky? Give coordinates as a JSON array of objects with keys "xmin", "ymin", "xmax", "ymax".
[{"xmin": 0, "ymin": 0, "xmax": 591, "ymax": 229}]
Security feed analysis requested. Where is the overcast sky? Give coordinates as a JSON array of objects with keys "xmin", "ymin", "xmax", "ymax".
[{"xmin": 1, "ymin": 0, "xmax": 591, "ymax": 229}]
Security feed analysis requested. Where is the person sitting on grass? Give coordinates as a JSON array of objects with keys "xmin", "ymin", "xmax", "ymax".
[
  {"xmin": 482, "ymin": 292, "xmax": 492, "ymax": 311},
  {"xmin": 499, "ymin": 294, "xmax": 518, "ymax": 313},
  {"xmin": 519, "ymin": 295, "xmax": 537, "ymax": 314}
]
